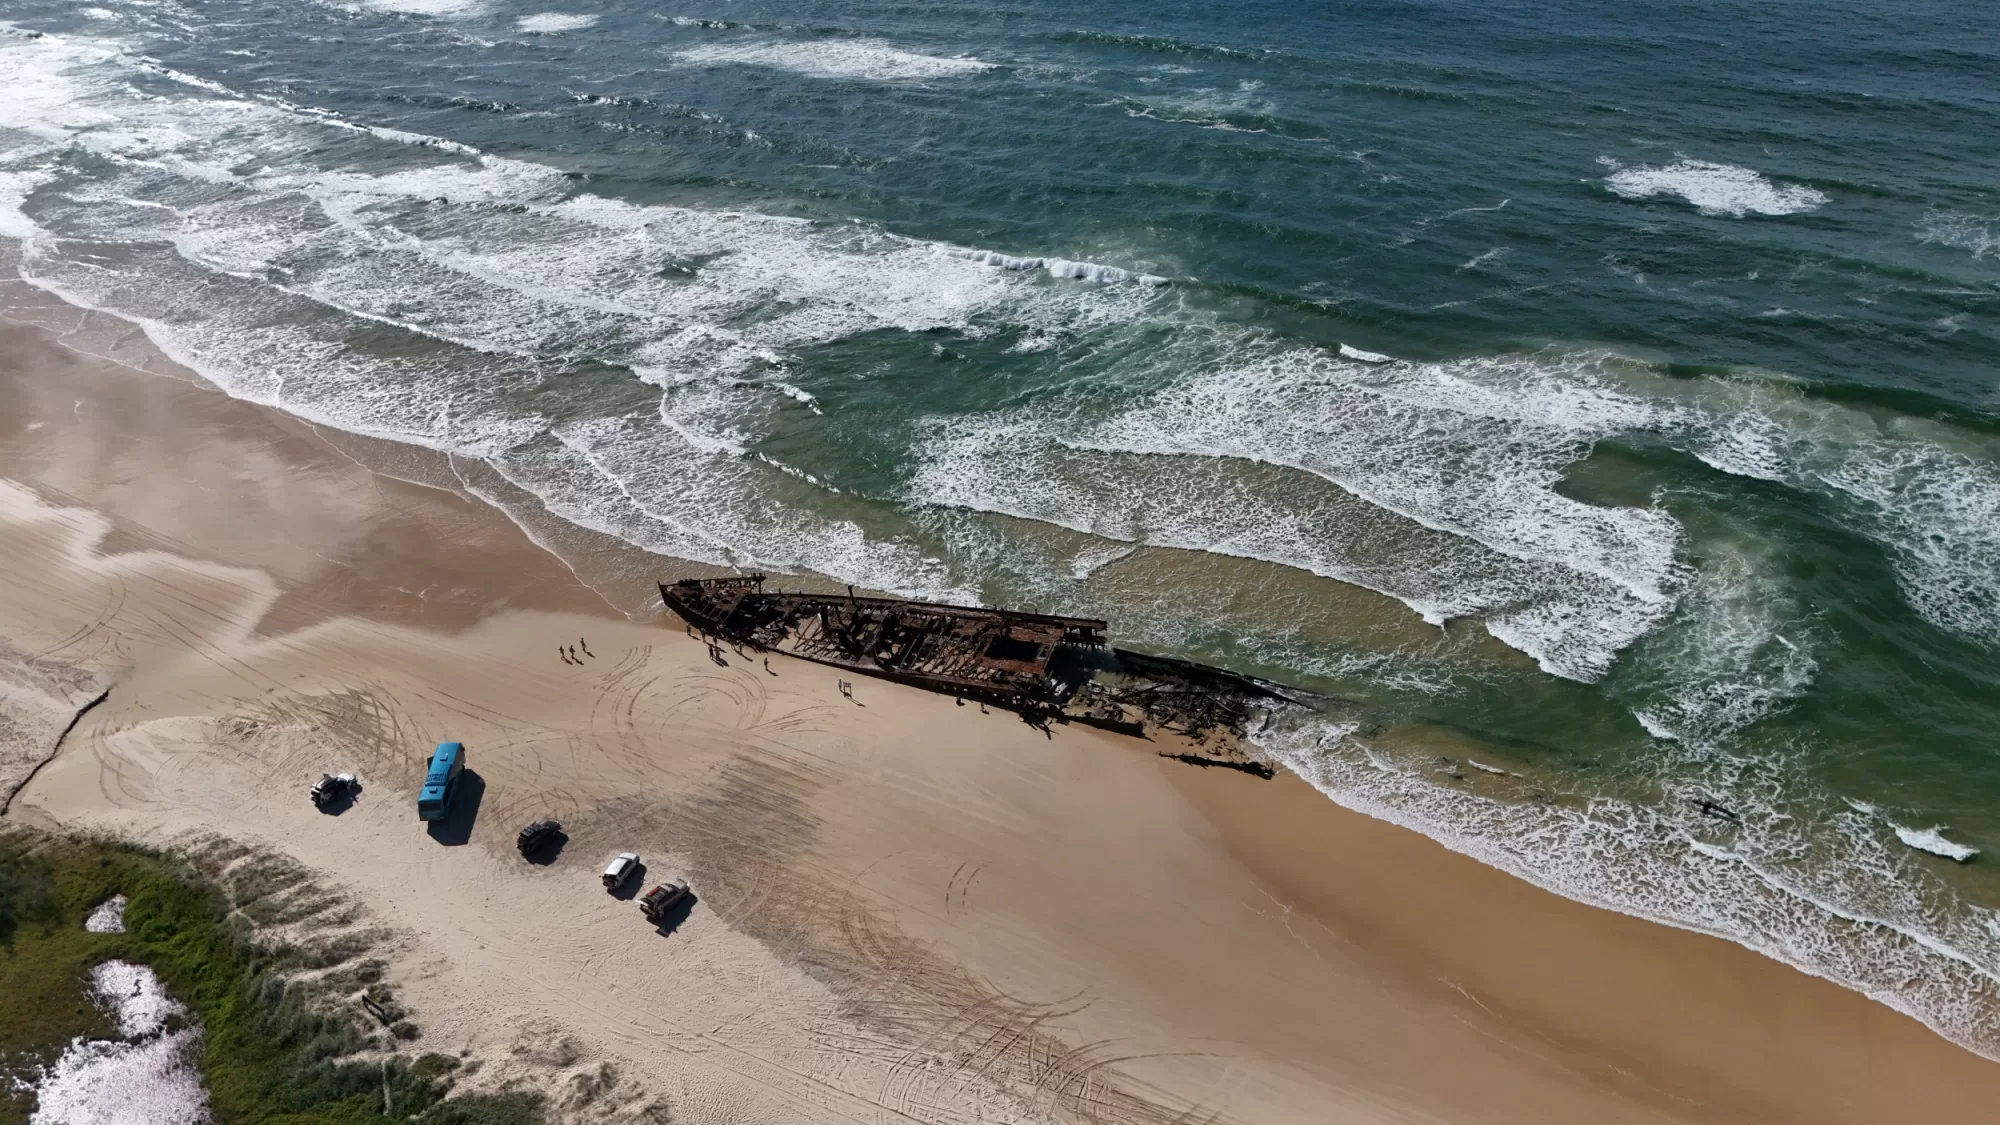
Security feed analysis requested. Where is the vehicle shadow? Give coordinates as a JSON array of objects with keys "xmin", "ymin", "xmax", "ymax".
[
  {"xmin": 315, "ymin": 781, "xmax": 361, "ymax": 816},
  {"xmin": 649, "ymin": 890, "xmax": 698, "ymax": 936},
  {"xmin": 609, "ymin": 860, "xmax": 646, "ymax": 900},
  {"xmin": 425, "ymin": 770, "xmax": 485, "ymax": 846},
  {"xmin": 523, "ymin": 828, "xmax": 568, "ymax": 866}
]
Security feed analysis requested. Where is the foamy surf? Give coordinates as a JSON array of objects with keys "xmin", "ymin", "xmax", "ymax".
[
  {"xmin": 1256, "ymin": 718, "xmax": 2000, "ymax": 1063},
  {"xmin": 1622, "ymin": 538, "xmax": 1819, "ymax": 748},
  {"xmin": 362, "ymin": 0, "xmax": 485, "ymax": 16},
  {"xmin": 516, "ymin": 12, "xmax": 598, "ymax": 33},
  {"xmin": 912, "ymin": 343, "xmax": 1689, "ymax": 683},
  {"xmin": 0, "ymin": 22, "xmax": 1158, "ymax": 602},
  {"xmin": 1916, "ymin": 210, "xmax": 2000, "ymax": 261},
  {"xmin": 674, "ymin": 39, "xmax": 996, "ymax": 81},
  {"xmin": 1600, "ymin": 157, "xmax": 1828, "ymax": 217},
  {"xmin": 1896, "ymin": 824, "xmax": 1979, "ymax": 863},
  {"xmin": 950, "ymin": 249, "xmax": 1167, "ymax": 287}
]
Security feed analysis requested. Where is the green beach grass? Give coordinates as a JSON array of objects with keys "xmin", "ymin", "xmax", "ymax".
[{"xmin": 0, "ymin": 828, "xmax": 546, "ymax": 1125}]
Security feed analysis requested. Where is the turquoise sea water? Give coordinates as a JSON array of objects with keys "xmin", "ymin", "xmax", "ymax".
[{"xmin": 3, "ymin": 0, "xmax": 1999, "ymax": 1055}]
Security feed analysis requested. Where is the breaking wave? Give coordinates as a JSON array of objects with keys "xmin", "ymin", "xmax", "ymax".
[
  {"xmin": 1261, "ymin": 716, "xmax": 2000, "ymax": 1061},
  {"xmin": 1895, "ymin": 824, "xmax": 1979, "ymax": 863},
  {"xmin": 674, "ymin": 38, "xmax": 996, "ymax": 81},
  {"xmin": 363, "ymin": 0, "xmax": 486, "ymax": 17},
  {"xmin": 0, "ymin": 24, "xmax": 1148, "ymax": 600},
  {"xmin": 912, "ymin": 344, "xmax": 1689, "ymax": 682},
  {"xmin": 6, "ymin": 25, "xmax": 1993, "ymax": 657},
  {"xmin": 1622, "ymin": 537, "xmax": 1819, "ymax": 748},
  {"xmin": 516, "ymin": 12, "xmax": 597, "ymax": 33},
  {"xmin": 1600, "ymin": 157, "xmax": 1829, "ymax": 217},
  {"xmin": 1917, "ymin": 210, "xmax": 2000, "ymax": 261}
]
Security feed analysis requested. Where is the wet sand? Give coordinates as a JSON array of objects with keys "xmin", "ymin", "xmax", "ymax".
[{"xmin": 4, "ymin": 304, "xmax": 1999, "ymax": 1125}]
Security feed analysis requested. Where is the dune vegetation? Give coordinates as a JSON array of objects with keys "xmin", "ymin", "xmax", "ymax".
[{"xmin": 0, "ymin": 828, "xmax": 544, "ymax": 1125}]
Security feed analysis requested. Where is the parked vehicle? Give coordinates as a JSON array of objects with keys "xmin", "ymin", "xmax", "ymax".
[
  {"xmin": 516, "ymin": 820, "xmax": 562, "ymax": 857},
  {"xmin": 310, "ymin": 773, "xmax": 357, "ymax": 808},
  {"xmin": 601, "ymin": 852, "xmax": 639, "ymax": 890},
  {"xmin": 639, "ymin": 880, "xmax": 690, "ymax": 922},
  {"xmin": 417, "ymin": 742, "xmax": 464, "ymax": 822}
]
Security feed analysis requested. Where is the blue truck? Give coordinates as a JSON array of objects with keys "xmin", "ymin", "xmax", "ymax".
[{"xmin": 417, "ymin": 741, "xmax": 464, "ymax": 821}]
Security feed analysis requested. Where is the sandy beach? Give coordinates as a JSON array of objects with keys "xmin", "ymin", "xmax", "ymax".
[{"xmin": 5, "ymin": 303, "xmax": 2000, "ymax": 1125}]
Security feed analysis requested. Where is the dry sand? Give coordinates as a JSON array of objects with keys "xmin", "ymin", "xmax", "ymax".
[{"xmin": 4, "ymin": 306, "xmax": 2000, "ymax": 1125}]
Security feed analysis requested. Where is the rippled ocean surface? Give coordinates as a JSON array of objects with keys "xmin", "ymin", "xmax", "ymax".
[{"xmin": 3, "ymin": 0, "xmax": 1999, "ymax": 1055}]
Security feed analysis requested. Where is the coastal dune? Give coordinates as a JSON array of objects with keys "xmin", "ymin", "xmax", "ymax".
[{"xmin": 5, "ymin": 313, "xmax": 2000, "ymax": 1123}]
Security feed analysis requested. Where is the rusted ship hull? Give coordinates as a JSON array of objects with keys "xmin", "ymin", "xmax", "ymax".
[
  {"xmin": 661, "ymin": 576, "xmax": 1106, "ymax": 707},
  {"xmin": 660, "ymin": 577, "xmax": 1302, "ymax": 752}
]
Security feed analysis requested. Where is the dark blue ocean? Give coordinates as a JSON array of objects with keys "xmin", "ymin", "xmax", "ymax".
[{"xmin": 4, "ymin": 0, "xmax": 1999, "ymax": 1054}]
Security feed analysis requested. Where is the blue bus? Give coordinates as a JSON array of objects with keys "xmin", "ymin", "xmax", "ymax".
[{"xmin": 417, "ymin": 741, "xmax": 464, "ymax": 821}]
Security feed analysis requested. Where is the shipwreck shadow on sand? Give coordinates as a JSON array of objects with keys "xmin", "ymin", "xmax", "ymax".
[{"xmin": 424, "ymin": 770, "xmax": 485, "ymax": 846}]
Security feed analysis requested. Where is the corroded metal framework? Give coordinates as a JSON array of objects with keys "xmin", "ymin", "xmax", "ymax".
[
  {"xmin": 661, "ymin": 576, "xmax": 1107, "ymax": 707},
  {"xmin": 660, "ymin": 577, "xmax": 1304, "ymax": 757}
]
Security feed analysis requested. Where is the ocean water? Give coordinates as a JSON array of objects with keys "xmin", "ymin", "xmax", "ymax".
[{"xmin": 3, "ymin": 0, "xmax": 1999, "ymax": 1056}]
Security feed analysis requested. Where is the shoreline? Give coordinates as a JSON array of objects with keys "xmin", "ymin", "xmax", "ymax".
[
  {"xmin": 14, "ymin": 242, "xmax": 1990, "ymax": 1071},
  {"xmin": 5, "ymin": 305, "xmax": 2000, "ymax": 1122}
]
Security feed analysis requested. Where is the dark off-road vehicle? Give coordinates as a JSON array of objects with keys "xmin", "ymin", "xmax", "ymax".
[{"xmin": 516, "ymin": 820, "xmax": 562, "ymax": 857}]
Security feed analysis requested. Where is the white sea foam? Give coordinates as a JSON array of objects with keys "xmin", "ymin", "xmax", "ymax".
[
  {"xmin": 84, "ymin": 895, "xmax": 128, "ymax": 933},
  {"xmin": 1044, "ymin": 258, "xmax": 1129, "ymax": 284},
  {"xmin": 1624, "ymin": 539, "xmax": 1818, "ymax": 748},
  {"xmin": 1679, "ymin": 386, "xmax": 2000, "ymax": 648},
  {"xmin": 1338, "ymin": 342, "xmax": 1392, "ymax": 363},
  {"xmin": 675, "ymin": 39, "xmax": 994, "ymax": 82},
  {"xmin": 1600, "ymin": 157, "xmax": 1828, "ymax": 217},
  {"xmin": 1067, "ymin": 540, "xmax": 1136, "ymax": 580},
  {"xmin": 1916, "ymin": 210, "xmax": 2000, "ymax": 260},
  {"xmin": 913, "ymin": 344, "xmax": 1688, "ymax": 682},
  {"xmin": 1456, "ymin": 247, "xmax": 1508, "ymax": 272},
  {"xmin": 952, "ymin": 249, "xmax": 1044, "ymax": 271},
  {"xmin": 516, "ymin": 12, "xmax": 597, "ymax": 33},
  {"xmin": 1815, "ymin": 436, "xmax": 2000, "ymax": 646},
  {"xmin": 1121, "ymin": 80, "xmax": 1278, "ymax": 133},
  {"xmin": 364, "ymin": 0, "xmax": 485, "ymax": 16},
  {"xmin": 950, "ymin": 247, "xmax": 1163, "ymax": 287},
  {"xmin": 0, "ymin": 169, "xmax": 49, "ymax": 239},
  {"xmin": 134, "ymin": 60, "xmax": 233, "ymax": 96},
  {"xmin": 1895, "ymin": 824, "xmax": 1979, "ymax": 863},
  {"xmin": 1257, "ymin": 718, "xmax": 2000, "ymax": 1061},
  {"xmin": 915, "ymin": 345, "xmax": 2000, "ymax": 680},
  {"xmin": 0, "ymin": 25, "xmax": 1160, "ymax": 603},
  {"xmin": 30, "ymin": 961, "xmax": 209, "ymax": 1125}
]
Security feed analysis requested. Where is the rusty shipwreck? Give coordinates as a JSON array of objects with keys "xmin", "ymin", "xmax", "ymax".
[{"xmin": 660, "ymin": 576, "xmax": 1299, "ymax": 768}]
